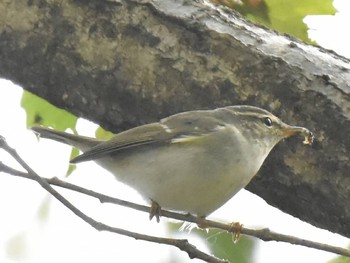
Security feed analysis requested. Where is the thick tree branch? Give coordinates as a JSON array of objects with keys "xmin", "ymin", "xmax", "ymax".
[
  {"xmin": 0, "ymin": 137, "xmax": 349, "ymax": 258},
  {"xmin": 1, "ymin": 0, "xmax": 350, "ymax": 237}
]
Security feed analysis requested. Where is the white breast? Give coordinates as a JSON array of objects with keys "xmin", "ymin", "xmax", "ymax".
[{"xmin": 97, "ymin": 129, "xmax": 268, "ymax": 217}]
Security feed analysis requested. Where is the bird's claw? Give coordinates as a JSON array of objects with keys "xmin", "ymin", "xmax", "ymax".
[
  {"xmin": 149, "ymin": 200, "xmax": 162, "ymax": 223},
  {"xmin": 229, "ymin": 222, "xmax": 243, "ymax": 243}
]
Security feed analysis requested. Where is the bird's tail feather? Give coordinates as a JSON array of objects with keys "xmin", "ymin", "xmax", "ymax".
[{"xmin": 31, "ymin": 126, "xmax": 103, "ymax": 152}]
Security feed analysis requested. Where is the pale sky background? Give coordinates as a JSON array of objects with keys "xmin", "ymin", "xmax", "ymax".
[{"xmin": 0, "ymin": 1, "xmax": 350, "ymax": 262}]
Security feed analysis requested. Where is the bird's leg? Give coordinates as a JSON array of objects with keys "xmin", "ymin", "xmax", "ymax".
[
  {"xmin": 149, "ymin": 200, "xmax": 162, "ymax": 223},
  {"xmin": 228, "ymin": 222, "xmax": 243, "ymax": 243},
  {"xmin": 196, "ymin": 215, "xmax": 209, "ymax": 228}
]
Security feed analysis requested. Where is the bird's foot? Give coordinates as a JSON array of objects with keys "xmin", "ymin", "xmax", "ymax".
[
  {"xmin": 149, "ymin": 200, "xmax": 162, "ymax": 223},
  {"xmin": 196, "ymin": 216, "xmax": 208, "ymax": 229},
  {"xmin": 228, "ymin": 222, "xmax": 243, "ymax": 243}
]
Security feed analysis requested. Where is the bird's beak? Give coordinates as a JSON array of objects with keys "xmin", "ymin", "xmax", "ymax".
[{"xmin": 282, "ymin": 125, "xmax": 314, "ymax": 145}]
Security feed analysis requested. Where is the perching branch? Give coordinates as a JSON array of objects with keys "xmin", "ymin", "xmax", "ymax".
[
  {"xmin": 0, "ymin": 135, "xmax": 226, "ymax": 263},
  {"xmin": 1, "ymin": 135, "xmax": 349, "ymax": 260}
]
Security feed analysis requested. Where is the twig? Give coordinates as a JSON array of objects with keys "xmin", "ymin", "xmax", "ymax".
[
  {"xmin": 1, "ymin": 136, "xmax": 350, "ymax": 259},
  {"xmin": 0, "ymin": 136, "xmax": 227, "ymax": 263},
  {"xmin": 2, "ymin": 162, "xmax": 350, "ymax": 258}
]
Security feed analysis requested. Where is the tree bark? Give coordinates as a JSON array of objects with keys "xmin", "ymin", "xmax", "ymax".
[{"xmin": 1, "ymin": 0, "xmax": 350, "ymax": 237}]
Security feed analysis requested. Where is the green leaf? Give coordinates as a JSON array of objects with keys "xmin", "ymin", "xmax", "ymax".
[
  {"xmin": 195, "ymin": 228, "xmax": 256, "ymax": 262},
  {"xmin": 168, "ymin": 222, "xmax": 257, "ymax": 262},
  {"xmin": 95, "ymin": 126, "xmax": 114, "ymax": 140},
  {"xmin": 233, "ymin": 0, "xmax": 271, "ymax": 24},
  {"xmin": 20, "ymin": 90, "xmax": 78, "ymax": 131},
  {"xmin": 213, "ymin": 0, "xmax": 336, "ymax": 42},
  {"xmin": 66, "ymin": 147, "xmax": 79, "ymax": 176},
  {"xmin": 37, "ymin": 195, "xmax": 51, "ymax": 222},
  {"xmin": 247, "ymin": 0, "xmax": 336, "ymax": 42},
  {"xmin": 327, "ymin": 253, "xmax": 350, "ymax": 263},
  {"xmin": 21, "ymin": 90, "xmax": 79, "ymax": 176},
  {"xmin": 5, "ymin": 232, "xmax": 27, "ymax": 261}
]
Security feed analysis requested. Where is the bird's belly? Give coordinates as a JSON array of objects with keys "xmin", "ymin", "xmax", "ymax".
[{"xmin": 97, "ymin": 143, "xmax": 263, "ymax": 217}]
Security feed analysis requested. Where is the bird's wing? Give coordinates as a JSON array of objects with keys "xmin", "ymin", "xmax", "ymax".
[{"xmin": 70, "ymin": 111, "xmax": 227, "ymax": 163}]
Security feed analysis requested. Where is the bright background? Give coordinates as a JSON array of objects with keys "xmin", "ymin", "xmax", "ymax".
[{"xmin": 0, "ymin": 0, "xmax": 349, "ymax": 262}]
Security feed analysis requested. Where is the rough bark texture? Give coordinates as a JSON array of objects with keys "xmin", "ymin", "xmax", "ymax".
[{"xmin": 1, "ymin": 0, "xmax": 350, "ymax": 237}]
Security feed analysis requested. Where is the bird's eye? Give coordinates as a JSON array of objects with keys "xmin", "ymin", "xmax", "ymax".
[{"xmin": 263, "ymin": 117, "xmax": 273, "ymax": 127}]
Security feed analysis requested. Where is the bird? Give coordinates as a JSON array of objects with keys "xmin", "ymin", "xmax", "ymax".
[{"xmin": 32, "ymin": 105, "xmax": 313, "ymax": 220}]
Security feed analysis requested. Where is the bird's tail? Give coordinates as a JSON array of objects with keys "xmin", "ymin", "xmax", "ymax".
[{"xmin": 31, "ymin": 126, "xmax": 103, "ymax": 152}]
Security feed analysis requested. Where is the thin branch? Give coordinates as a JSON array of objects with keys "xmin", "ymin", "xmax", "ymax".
[
  {"xmin": 0, "ymin": 136, "xmax": 227, "ymax": 263},
  {"xmin": 1, "ymin": 136, "xmax": 350, "ymax": 259}
]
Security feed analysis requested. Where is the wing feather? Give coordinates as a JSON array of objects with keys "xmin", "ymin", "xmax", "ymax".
[
  {"xmin": 71, "ymin": 111, "xmax": 227, "ymax": 163},
  {"xmin": 70, "ymin": 123, "xmax": 169, "ymax": 163}
]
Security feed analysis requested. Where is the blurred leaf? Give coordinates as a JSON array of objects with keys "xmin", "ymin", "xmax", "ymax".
[
  {"xmin": 195, "ymin": 228, "xmax": 256, "ymax": 262},
  {"xmin": 211, "ymin": 0, "xmax": 335, "ymax": 42},
  {"xmin": 262, "ymin": 0, "xmax": 335, "ymax": 42},
  {"xmin": 6, "ymin": 232, "xmax": 27, "ymax": 261},
  {"xmin": 37, "ymin": 195, "xmax": 51, "ymax": 222},
  {"xmin": 211, "ymin": 0, "xmax": 270, "ymax": 22},
  {"xmin": 66, "ymin": 147, "xmax": 80, "ymax": 176},
  {"xmin": 20, "ymin": 90, "xmax": 78, "ymax": 130},
  {"xmin": 95, "ymin": 126, "xmax": 114, "ymax": 140},
  {"xmin": 168, "ymin": 222, "xmax": 257, "ymax": 262},
  {"xmin": 238, "ymin": 0, "xmax": 270, "ymax": 23},
  {"xmin": 21, "ymin": 90, "xmax": 79, "ymax": 176},
  {"xmin": 327, "ymin": 251, "xmax": 350, "ymax": 263}
]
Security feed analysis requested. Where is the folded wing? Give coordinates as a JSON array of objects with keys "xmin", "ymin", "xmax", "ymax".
[{"xmin": 71, "ymin": 111, "xmax": 227, "ymax": 163}]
